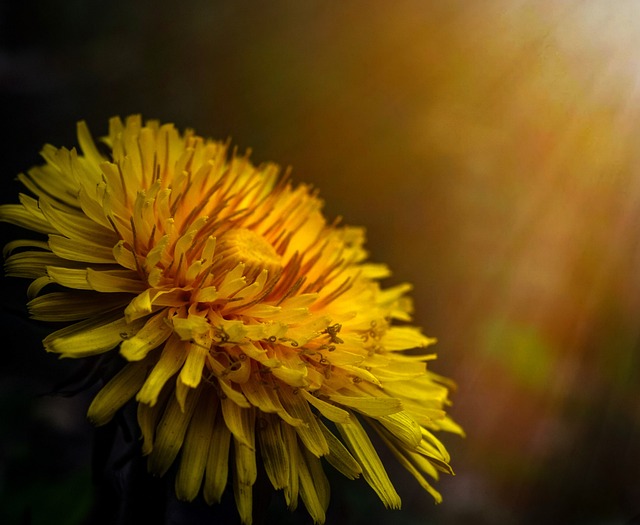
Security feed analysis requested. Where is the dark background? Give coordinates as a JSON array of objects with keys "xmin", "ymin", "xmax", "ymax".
[{"xmin": 2, "ymin": 1, "xmax": 640, "ymax": 524}]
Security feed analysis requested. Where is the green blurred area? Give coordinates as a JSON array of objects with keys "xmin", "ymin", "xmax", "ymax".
[
  {"xmin": 481, "ymin": 319, "xmax": 556, "ymax": 392},
  {"xmin": 2, "ymin": 1, "xmax": 640, "ymax": 524}
]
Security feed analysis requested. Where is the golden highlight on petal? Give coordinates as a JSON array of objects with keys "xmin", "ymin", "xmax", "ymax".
[{"xmin": 1, "ymin": 115, "xmax": 463, "ymax": 525}]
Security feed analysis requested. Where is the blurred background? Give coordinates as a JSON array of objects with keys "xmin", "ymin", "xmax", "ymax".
[{"xmin": 2, "ymin": 1, "xmax": 640, "ymax": 524}]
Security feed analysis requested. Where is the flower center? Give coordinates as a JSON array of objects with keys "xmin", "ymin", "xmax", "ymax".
[{"xmin": 218, "ymin": 228, "xmax": 283, "ymax": 278}]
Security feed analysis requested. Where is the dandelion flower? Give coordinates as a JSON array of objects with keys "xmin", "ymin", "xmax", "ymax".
[{"xmin": 1, "ymin": 116, "xmax": 462, "ymax": 524}]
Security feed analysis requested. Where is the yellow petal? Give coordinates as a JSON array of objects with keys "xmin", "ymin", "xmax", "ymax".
[
  {"xmin": 376, "ymin": 411, "xmax": 422, "ymax": 449},
  {"xmin": 77, "ymin": 184, "xmax": 112, "ymax": 230},
  {"xmin": 223, "ymin": 356, "xmax": 251, "ymax": 384},
  {"xmin": 219, "ymin": 379, "xmax": 251, "ymax": 408},
  {"xmin": 240, "ymin": 379, "xmax": 303, "ymax": 427},
  {"xmin": 28, "ymin": 292, "xmax": 129, "ymax": 322},
  {"xmin": 359, "ymin": 263, "xmax": 392, "ymax": 280},
  {"xmin": 27, "ymin": 275, "xmax": 52, "ymax": 298},
  {"xmin": 338, "ymin": 365, "xmax": 382, "ymax": 386},
  {"xmin": 418, "ymin": 428, "xmax": 451, "ymax": 464},
  {"xmin": 44, "ymin": 313, "xmax": 146, "ymax": 357},
  {"xmin": 46, "ymin": 266, "xmax": 91, "ymax": 290},
  {"xmin": 145, "ymin": 234, "xmax": 170, "ymax": 270},
  {"xmin": 278, "ymin": 386, "xmax": 329, "ymax": 457},
  {"xmin": 77, "ymin": 120, "xmax": 106, "ymax": 166},
  {"xmin": 87, "ymin": 361, "xmax": 150, "ymax": 425},
  {"xmin": 86, "ymin": 268, "xmax": 146, "ymax": 293},
  {"xmin": 377, "ymin": 283, "xmax": 413, "ymax": 319},
  {"xmin": 373, "ymin": 360, "xmax": 428, "ymax": 382},
  {"xmin": 373, "ymin": 423, "xmax": 443, "ymax": 503},
  {"xmin": 336, "ymin": 415, "xmax": 401, "ymax": 509},
  {"xmin": 317, "ymin": 419, "xmax": 361, "ymax": 480},
  {"xmin": 204, "ymin": 409, "xmax": 232, "ymax": 505},
  {"xmin": 18, "ymin": 157, "xmax": 78, "ymax": 208},
  {"xmin": 382, "ymin": 376, "xmax": 447, "ymax": 398},
  {"xmin": 0, "ymin": 202, "xmax": 56, "ymax": 234},
  {"xmin": 207, "ymin": 313, "xmax": 248, "ymax": 343},
  {"xmin": 124, "ymin": 289, "xmax": 153, "ymax": 322},
  {"xmin": 218, "ymin": 262, "xmax": 247, "ymax": 297},
  {"xmin": 172, "ymin": 315, "xmax": 212, "ymax": 341},
  {"xmin": 138, "ymin": 127, "xmax": 158, "ymax": 186},
  {"xmin": 4, "ymin": 250, "xmax": 61, "ymax": 279},
  {"xmin": 240, "ymin": 303, "xmax": 282, "ymax": 318},
  {"xmin": 328, "ymin": 392, "xmax": 402, "ymax": 417},
  {"xmin": 175, "ymin": 388, "xmax": 218, "ymax": 501},
  {"xmin": 298, "ymin": 447, "xmax": 329, "ymax": 525},
  {"xmin": 48, "ymin": 234, "xmax": 116, "ymax": 263},
  {"xmin": 257, "ymin": 416, "xmax": 289, "ymax": 490},
  {"xmin": 220, "ymin": 397, "xmax": 254, "ymax": 448},
  {"xmin": 282, "ymin": 316, "xmax": 330, "ymax": 345},
  {"xmin": 240, "ymin": 342, "xmax": 281, "ymax": 368},
  {"xmin": 234, "ymin": 433, "xmax": 257, "ymax": 486},
  {"xmin": 270, "ymin": 364, "xmax": 308, "ymax": 387},
  {"xmin": 233, "ymin": 468, "xmax": 253, "ymax": 525},
  {"xmin": 113, "ymin": 240, "xmax": 138, "ymax": 270},
  {"xmin": 282, "ymin": 423, "xmax": 299, "ymax": 511},
  {"xmin": 137, "ymin": 388, "xmax": 171, "ymax": 455},
  {"xmin": 179, "ymin": 341, "xmax": 208, "ymax": 388},
  {"xmin": 192, "ymin": 286, "xmax": 219, "ymax": 303},
  {"xmin": 300, "ymin": 390, "xmax": 351, "ymax": 424},
  {"xmin": 120, "ymin": 310, "xmax": 172, "ymax": 361},
  {"xmin": 303, "ymin": 449, "xmax": 331, "ymax": 515},
  {"xmin": 3, "ymin": 239, "xmax": 50, "ymax": 257},
  {"xmin": 137, "ymin": 336, "xmax": 188, "ymax": 406},
  {"xmin": 39, "ymin": 198, "xmax": 116, "ymax": 245},
  {"xmin": 175, "ymin": 375, "xmax": 192, "ymax": 412},
  {"xmin": 381, "ymin": 327, "xmax": 436, "ymax": 351},
  {"xmin": 201, "ymin": 235, "xmax": 217, "ymax": 264},
  {"xmin": 147, "ymin": 387, "xmax": 200, "ymax": 476},
  {"xmin": 100, "ymin": 162, "xmax": 126, "ymax": 207},
  {"xmin": 432, "ymin": 415, "xmax": 465, "ymax": 436}
]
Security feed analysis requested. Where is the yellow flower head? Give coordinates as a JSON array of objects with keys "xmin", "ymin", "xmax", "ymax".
[{"xmin": 1, "ymin": 116, "xmax": 462, "ymax": 524}]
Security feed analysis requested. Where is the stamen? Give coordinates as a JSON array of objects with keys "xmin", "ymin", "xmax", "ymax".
[{"xmin": 323, "ymin": 323, "xmax": 344, "ymax": 345}]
